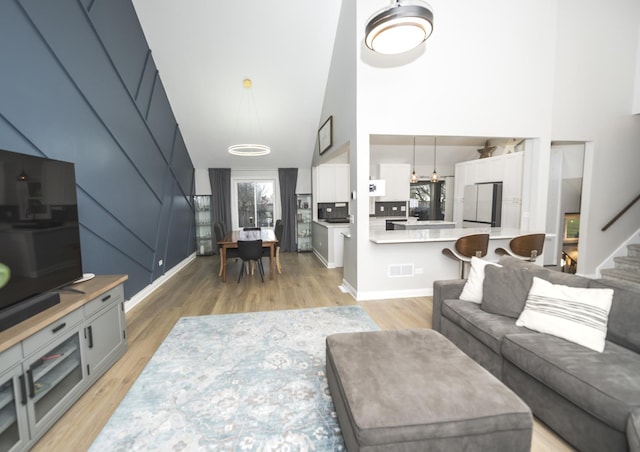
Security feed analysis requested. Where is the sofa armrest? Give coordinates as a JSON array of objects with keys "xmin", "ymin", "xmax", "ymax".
[
  {"xmin": 432, "ymin": 279, "xmax": 465, "ymax": 331},
  {"xmin": 629, "ymin": 409, "xmax": 640, "ymax": 452}
]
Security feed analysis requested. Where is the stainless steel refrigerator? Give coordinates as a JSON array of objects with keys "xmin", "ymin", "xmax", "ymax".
[{"xmin": 462, "ymin": 182, "xmax": 503, "ymax": 227}]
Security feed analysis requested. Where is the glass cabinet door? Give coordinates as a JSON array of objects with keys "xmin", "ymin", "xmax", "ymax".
[
  {"xmin": 194, "ymin": 195, "xmax": 214, "ymax": 255},
  {"xmin": 296, "ymin": 194, "xmax": 312, "ymax": 252},
  {"xmin": 26, "ymin": 333, "xmax": 83, "ymax": 429},
  {"xmin": 0, "ymin": 367, "xmax": 27, "ymax": 452}
]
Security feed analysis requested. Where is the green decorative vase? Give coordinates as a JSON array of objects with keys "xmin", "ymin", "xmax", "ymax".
[{"xmin": 0, "ymin": 263, "xmax": 9, "ymax": 289}]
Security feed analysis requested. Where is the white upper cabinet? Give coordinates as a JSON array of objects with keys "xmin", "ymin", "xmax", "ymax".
[
  {"xmin": 314, "ymin": 164, "xmax": 350, "ymax": 203},
  {"xmin": 377, "ymin": 164, "xmax": 411, "ymax": 201}
]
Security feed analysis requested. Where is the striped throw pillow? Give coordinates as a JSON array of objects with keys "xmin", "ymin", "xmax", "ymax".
[{"xmin": 516, "ymin": 277, "xmax": 614, "ymax": 352}]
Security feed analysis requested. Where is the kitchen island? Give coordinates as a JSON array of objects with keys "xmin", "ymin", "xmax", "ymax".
[
  {"xmin": 312, "ymin": 220, "xmax": 351, "ymax": 268},
  {"xmin": 348, "ymin": 227, "xmax": 550, "ymax": 301}
]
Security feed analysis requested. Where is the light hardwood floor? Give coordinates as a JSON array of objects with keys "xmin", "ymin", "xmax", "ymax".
[{"xmin": 32, "ymin": 252, "xmax": 573, "ymax": 451}]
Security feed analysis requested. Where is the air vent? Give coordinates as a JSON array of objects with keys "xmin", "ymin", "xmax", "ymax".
[{"xmin": 388, "ymin": 264, "xmax": 414, "ymax": 278}]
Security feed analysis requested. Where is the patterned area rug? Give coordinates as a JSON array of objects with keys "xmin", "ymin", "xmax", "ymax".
[{"xmin": 91, "ymin": 306, "xmax": 379, "ymax": 451}]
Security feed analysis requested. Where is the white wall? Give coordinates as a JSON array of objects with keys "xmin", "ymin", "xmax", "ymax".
[
  {"xmin": 348, "ymin": 0, "xmax": 557, "ymax": 296},
  {"xmin": 551, "ymin": 0, "xmax": 640, "ymax": 275},
  {"xmin": 315, "ymin": 0, "xmax": 358, "ymax": 287},
  {"xmin": 195, "ymin": 167, "xmax": 312, "ymax": 195}
]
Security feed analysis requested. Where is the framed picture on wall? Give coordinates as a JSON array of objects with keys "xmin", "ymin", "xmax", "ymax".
[{"xmin": 318, "ymin": 116, "xmax": 333, "ymax": 155}]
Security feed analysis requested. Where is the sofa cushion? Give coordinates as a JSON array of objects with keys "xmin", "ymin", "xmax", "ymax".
[
  {"xmin": 442, "ymin": 299, "xmax": 529, "ymax": 355},
  {"xmin": 590, "ymin": 279, "xmax": 640, "ymax": 355},
  {"xmin": 629, "ymin": 409, "xmax": 640, "ymax": 452},
  {"xmin": 459, "ymin": 257, "xmax": 502, "ymax": 303},
  {"xmin": 481, "ymin": 256, "xmax": 591, "ymax": 319},
  {"xmin": 502, "ymin": 333, "xmax": 640, "ymax": 431},
  {"xmin": 516, "ymin": 277, "xmax": 613, "ymax": 352}
]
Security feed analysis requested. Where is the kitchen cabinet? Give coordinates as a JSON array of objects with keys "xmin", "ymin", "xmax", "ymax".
[
  {"xmin": 312, "ymin": 221, "xmax": 350, "ymax": 268},
  {"xmin": 0, "ymin": 276, "xmax": 127, "ymax": 451},
  {"xmin": 314, "ymin": 164, "xmax": 350, "ymax": 203},
  {"xmin": 83, "ymin": 285, "xmax": 126, "ymax": 381},
  {"xmin": 0, "ymin": 346, "xmax": 29, "ymax": 452},
  {"xmin": 454, "ymin": 152, "xmax": 523, "ymax": 228},
  {"xmin": 500, "ymin": 153, "xmax": 524, "ymax": 229},
  {"xmin": 377, "ymin": 164, "xmax": 410, "ymax": 201}
]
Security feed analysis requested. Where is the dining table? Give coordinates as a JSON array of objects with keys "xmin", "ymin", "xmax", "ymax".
[{"xmin": 217, "ymin": 229, "xmax": 278, "ymax": 282}]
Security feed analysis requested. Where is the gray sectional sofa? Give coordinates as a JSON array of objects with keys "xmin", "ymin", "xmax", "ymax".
[{"xmin": 433, "ymin": 256, "xmax": 640, "ymax": 452}]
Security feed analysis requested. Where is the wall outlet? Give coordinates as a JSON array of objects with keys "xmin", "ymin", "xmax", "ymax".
[{"xmin": 158, "ymin": 259, "xmax": 163, "ymax": 267}]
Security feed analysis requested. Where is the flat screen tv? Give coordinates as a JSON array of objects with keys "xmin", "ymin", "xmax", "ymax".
[{"xmin": 0, "ymin": 149, "xmax": 83, "ymax": 332}]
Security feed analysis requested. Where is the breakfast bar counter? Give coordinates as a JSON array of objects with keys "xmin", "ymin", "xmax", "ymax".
[{"xmin": 370, "ymin": 227, "xmax": 524, "ymax": 244}]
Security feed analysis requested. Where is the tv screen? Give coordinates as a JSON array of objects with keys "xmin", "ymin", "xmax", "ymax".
[{"xmin": 0, "ymin": 149, "xmax": 83, "ymax": 322}]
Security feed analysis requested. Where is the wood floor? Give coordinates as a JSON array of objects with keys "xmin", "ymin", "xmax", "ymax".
[{"xmin": 32, "ymin": 252, "xmax": 573, "ymax": 451}]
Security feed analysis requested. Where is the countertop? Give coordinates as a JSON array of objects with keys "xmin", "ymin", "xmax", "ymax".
[
  {"xmin": 314, "ymin": 220, "xmax": 352, "ymax": 228},
  {"xmin": 392, "ymin": 219, "xmax": 457, "ymax": 229},
  {"xmin": 370, "ymin": 227, "xmax": 526, "ymax": 244}
]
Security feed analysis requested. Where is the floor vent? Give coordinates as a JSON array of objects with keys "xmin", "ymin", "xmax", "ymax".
[{"xmin": 388, "ymin": 264, "xmax": 414, "ymax": 278}]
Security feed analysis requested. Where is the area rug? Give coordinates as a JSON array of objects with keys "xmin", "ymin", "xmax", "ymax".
[{"xmin": 90, "ymin": 306, "xmax": 379, "ymax": 451}]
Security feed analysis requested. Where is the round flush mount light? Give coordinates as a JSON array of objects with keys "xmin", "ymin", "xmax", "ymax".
[
  {"xmin": 365, "ymin": 0, "xmax": 434, "ymax": 55},
  {"xmin": 228, "ymin": 144, "xmax": 271, "ymax": 156}
]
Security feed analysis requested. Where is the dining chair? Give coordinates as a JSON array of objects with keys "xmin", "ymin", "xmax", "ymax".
[
  {"xmin": 274, "ymin": 221, "xmax": 284, "ymax": 274},
  {"xmin": 442, "ymin": 233, "xmax": 490, "ymax": 278},
  {"xmin": 214, "ymin": 222, "xmax": 238, "ymax": 277},
  {"xmin": 237, "ymin": 240, "xmax": 265, "ymax": 283},
  {"xmin": 495, "ymin": 233, "xmax": 545, "ymax": 262}
]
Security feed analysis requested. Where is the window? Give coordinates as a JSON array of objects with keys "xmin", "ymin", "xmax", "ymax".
[
  {"xmin": 409, "ymin": 181, "xmax": 445, "ymax": 219},
  {"xmin": 236, "ymin": 181, "xmax": 275, "ymax": 228}
]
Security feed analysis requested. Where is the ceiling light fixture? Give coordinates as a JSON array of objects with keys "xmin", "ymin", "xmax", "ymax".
[
  {"xmin": 410, "ymin": 136, "xmax": 418, "ymax": 183},
  {"xmin": 431, "ymin": 136, "xmax": 439, "ymax": 183},
  {"xmin": 228, "ymin": 78, "xmax": 271, "ymax": 157},
  {"xmin": 365, "ymin": 0, "xmax": 434, "ymax": 55}
]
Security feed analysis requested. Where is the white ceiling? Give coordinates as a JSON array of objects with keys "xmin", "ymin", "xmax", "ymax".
[{"xmin": 131, "ymin": 0, "xmax": 343, "ymax": 170}]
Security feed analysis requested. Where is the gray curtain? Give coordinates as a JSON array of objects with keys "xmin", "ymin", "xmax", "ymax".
[
  {"xmin": 278, "ymin": 168, "xmax": 298, "ymax": 252},
  {"xmin": 209, "ymin": 168, "xmax": 232, "ymax": 240}
]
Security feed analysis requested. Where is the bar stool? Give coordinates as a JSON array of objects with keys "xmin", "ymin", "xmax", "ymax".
[
  {"xmin": 442, "ymin": 233, "xmax": 490, "ymax": 278},
  {"xmin": 495, "ymin": 233, "xmax": 545, "ymax": 262}
]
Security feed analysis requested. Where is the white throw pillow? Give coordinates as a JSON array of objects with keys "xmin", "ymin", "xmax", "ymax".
[
  {"xmin": 516, "ymin": 277, "xmax": 614, "ymax": 352},
  {"xmin": 459, "ymin": 257, "xmax": 502, "ymax": 304}
]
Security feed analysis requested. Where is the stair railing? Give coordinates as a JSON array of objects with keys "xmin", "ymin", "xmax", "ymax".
[{"xmin": 601, "ymin": 192, "xmax": 640, "ymax": 232}]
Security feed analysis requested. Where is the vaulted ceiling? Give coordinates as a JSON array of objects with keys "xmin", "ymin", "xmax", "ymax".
[{"xmin": 131, "ymin": 0, "xmax": 343, "ymax": 170}]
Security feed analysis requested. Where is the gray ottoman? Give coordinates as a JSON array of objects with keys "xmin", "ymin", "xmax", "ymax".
[{"xmin": 326, "ymin": 329, "xmax": 532, "ymax": 451}]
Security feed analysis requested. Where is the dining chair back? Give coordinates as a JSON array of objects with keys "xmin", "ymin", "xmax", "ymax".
[
  {"xmin": 237, "ymin": 240, "xmax": 265, "ymax": 283},
  {"xmin": 214, "ymin": 222, "xmax": 238, "ymax": 277},
  {"xmin": 274, "ymin": 221, "xmax": 284, "ymax": 274}
]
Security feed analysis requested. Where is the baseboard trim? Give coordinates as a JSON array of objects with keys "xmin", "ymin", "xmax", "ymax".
[
  {"xmin": 124, "ymin": 253, "xmax": 197, "ymax": 313},
  {"xmin": 339, "ymin": 278, "xmax": 432, "ymax": 301}
]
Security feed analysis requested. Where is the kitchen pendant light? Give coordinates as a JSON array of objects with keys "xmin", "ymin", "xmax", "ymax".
[
  {"xmin": 431, "ymin": 136, "xmax": 439, "ymax": 183},
  {"xmin": 410, "ymin": 136, "xmax": 418, "ymax": 183},
  {"xmin": 228, "ymin": 78, "xmax": 271, "ymax": 157},
  {"xmin": 365, "ymin": 0, "xmax": 434, "ymax": 55}
]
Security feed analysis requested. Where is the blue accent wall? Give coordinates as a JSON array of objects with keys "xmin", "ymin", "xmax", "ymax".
[{"xmin": 0, "ymin": 0, "xmax": 196, "ymax": 299}]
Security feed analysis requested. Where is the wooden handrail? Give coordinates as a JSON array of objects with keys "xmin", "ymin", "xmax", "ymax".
[{"xmin": 601, "ymin": 193, "xmax": 640, "ymax": 231}]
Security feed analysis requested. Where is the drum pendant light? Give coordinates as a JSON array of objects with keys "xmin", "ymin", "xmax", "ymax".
[{"xmin": 365, "ymin": 0, "xmax": 434, "ymax": 55}]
